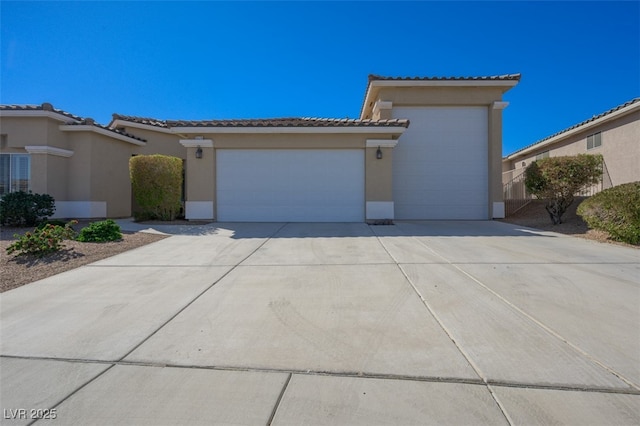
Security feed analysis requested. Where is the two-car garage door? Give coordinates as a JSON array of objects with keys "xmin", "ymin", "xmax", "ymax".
[{"xmin": 216, "ymin": 149, "xmax": 364, "ymax": 222}]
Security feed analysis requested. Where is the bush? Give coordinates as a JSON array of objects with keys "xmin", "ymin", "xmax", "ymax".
[
  {"xmin": 0, "ymin": 191, "xmax": 56, "ymax": 226},
  {"xmin": 76, "ymin": 219, "xmax": 122, "ymax": 242},
  {"xmin": 577, "ymin": 182, "xmax": 640, "ymax": 245},
  {"xmin": 524, "ymin": 154, "xmax": 602, "ymax": 225},
  {"xmin": 36, "ymin": 219, "xmax": 68, "ymax": 230},
  {"xmin": 6, "ymin": 221, "xmax": 77, "ymax": 257},
  {"xmin": 130, "ymin": 155, "xmax": 183, "ymax": 221}
]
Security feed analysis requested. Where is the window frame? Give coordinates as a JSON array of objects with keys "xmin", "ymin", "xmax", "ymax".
[
  {"xmin": 0, "ymin": 153, "xmax": 31, "ymax": 195},
  {"xmin": 587, "ymin": 132, "xmax": 602, "ymax": 150}
]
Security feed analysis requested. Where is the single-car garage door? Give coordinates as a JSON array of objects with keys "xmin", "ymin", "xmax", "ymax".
[
  {"xmin": 216, "ymin": 149, "xmax": 364, "ymax": 222},
  {"xmin": 392, "ymin": 106, "xmax": 489, "ymax": 219}
]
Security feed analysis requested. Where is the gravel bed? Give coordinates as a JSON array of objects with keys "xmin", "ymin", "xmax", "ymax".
[{"xmin": 1, "ymin": 222, "xmax": 168, "ymax": 293}]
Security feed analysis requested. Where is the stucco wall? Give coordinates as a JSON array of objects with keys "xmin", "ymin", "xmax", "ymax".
[{"xmin": 504, "ymin": 110, "xmax": 640, "ymax": 186}]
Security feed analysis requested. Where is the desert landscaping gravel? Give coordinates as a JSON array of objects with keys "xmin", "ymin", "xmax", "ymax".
[{"xmin": 1, "ymin": 222, "xmax": 167, "ymax": 293}]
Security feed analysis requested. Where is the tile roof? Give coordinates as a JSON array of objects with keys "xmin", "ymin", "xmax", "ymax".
[
  {"xmin": 0, "ymin": 103, "xmax": 146, "ymax": 142},
  {"xmin": 506, "ymin": 97, "xmax": 640, "ymax": 158},
  {"xmin": 66, "ymin": 119, "xmax": 147, "ymax": 143},
  {"xmin": 166, "ymin": 117, "xmax": 409, "ymax": 128},
  {"xmin": 111, "ymin": 113, "xmax": 169, "ymax": 128},
  {"xmin": 368, "ymin": 73, "xmax": 522, "ymax": 82},
  {"xmin": 0, "ymin": 103, "xmax": 84, "ymax": 122},
  {"xmin": 360, "ymin": 74, "xmax": 522, "ymax": 119}
]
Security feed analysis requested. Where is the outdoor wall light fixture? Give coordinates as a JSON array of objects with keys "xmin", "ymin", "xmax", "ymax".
[
  {"xmin": 376, "ymin": 146, "xmax": 383, "ymax": 159},
  {"xmin": 195, "ymin": 146, "xmax": 203, "ymax": 159}
]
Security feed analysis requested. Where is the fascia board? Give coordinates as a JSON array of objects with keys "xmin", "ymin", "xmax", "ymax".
[
  {"xmin": 59, "ymin": 125, "xmax": 147, "ymax": 146},
  {"xmin": 0, "ymin": 110, "xmax": 81, "ymax": 123},
  {"xmin": 369, "ymin": 80, "xmax": 519, "ymax": 88},
  {"xmin": 169, "ymin": 126, "xmax": 406, "ymax": 135},
  {"xmin": 110, "ymin": 119, "xmax": 173, "ymax": 134}
]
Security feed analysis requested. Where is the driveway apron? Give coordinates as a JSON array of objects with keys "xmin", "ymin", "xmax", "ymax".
[{"xmin": 1, "ymin": 221, "xmax": 638, "ymax": 425}]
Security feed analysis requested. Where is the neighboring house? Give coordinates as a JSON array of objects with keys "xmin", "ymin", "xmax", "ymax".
[
  {"xmin": 0, "ymin": 73, "xmax": 520, "ymax": 222},
  {"xmin": 503, "ymin": 97, "xmax": 640, "ymax": 188}
]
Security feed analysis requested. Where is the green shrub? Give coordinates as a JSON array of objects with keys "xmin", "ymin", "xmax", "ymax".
[
  {"xmin": 76, "ymin": 219, "xmax": 122, "ymax": 242},
  {"xmin": 36, "ymin": 219, "xmax": 68, "ymax": 230},
  {"xmin": 525, "ymin": 154, "xmax": 603, "ymax": 225},
  {"xmin": 6, "ymin": 221, "xmax": 77, "ymax": 257},
  {"xmin": 0, "ymin": 191, "xmax": 56, "ymax": 226},
  {"xmin": 130, "ymin": 155, "xmax": 183, "ymax": 221},
  {"xmin": 577, "ymin": 182, "xmax": 640, "ymax": 245}
]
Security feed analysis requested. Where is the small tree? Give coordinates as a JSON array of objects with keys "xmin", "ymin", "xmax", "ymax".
[
  {"xmin": 129, "ymin": 155, "xmax": 183, "ymax": 221},
  {"xmin": 524, "ymin": 154, "xmax": 603, "ymax": 225}
]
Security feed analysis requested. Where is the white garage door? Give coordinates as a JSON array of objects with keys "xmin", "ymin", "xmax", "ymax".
[
  {"xmin": 216, "ymin": 149, "xmax": 364, "ymax": 222},
  {"xmin": 392, "ymin": 107, "xmax": 489, "ymax": 219}
]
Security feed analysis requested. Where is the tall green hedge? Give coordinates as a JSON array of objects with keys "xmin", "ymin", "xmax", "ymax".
[{"xmin": 129, "ymin": 155, "xmax": 183, "ymax": 221}]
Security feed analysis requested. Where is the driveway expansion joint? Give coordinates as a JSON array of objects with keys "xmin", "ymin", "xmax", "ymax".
[{"xmin": 114, "ymin": 222, "xmax": 289, "ymax": 363}]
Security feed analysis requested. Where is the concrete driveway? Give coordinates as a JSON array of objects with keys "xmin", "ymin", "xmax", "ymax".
[{"xmin": 1, "ymin": 221, "xmax": 638, "ymax": 425}]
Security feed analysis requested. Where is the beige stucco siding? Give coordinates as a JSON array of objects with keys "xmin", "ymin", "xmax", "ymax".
[
  {"xmin": 365, "ymin": 146, "xmax": 393, "ymax": 202},
  {"xmin": 363, "ymin": 87, "xmax": 508, "ymax": 119},
  {"xmin": 2, "ymin": 117, "xmax": 48, "ymax": 148},
  {"xmin": 87, "ymin": 133, "xmax": 135, "ymax": 217},
  {"xmin": 127, "ymin": 127, "xmax": 185, "ymax": 158},
  {"xmin": 505, "ymin": 110, "xmax": 640, "ymax": 186}
]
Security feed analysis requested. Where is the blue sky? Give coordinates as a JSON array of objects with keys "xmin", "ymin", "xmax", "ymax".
[{"xmin": 1, "ymin": 1, "xmax": 638, "ymax": 155}]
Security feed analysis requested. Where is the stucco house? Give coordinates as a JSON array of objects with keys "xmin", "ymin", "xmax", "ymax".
[
  {"xmin": 1, "ymin": 73, "xmax": 519, "ymax": 222},
  {"xmin": 503, "ymin": 97, "xmax": 640, "ymax": 190}
]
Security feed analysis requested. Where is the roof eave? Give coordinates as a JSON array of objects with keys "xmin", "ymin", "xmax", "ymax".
[
  {"xmin": 110, "ymin": 118, "xmax": 173, "ymax": 133},
  {"xmin": 168, "ymin": 126, "xmax": 408, "ymax": 135},
  {"xmin": 0, "ymin": 109, "xmax": 82, "ymax": 123},
  {"xmin": 59, "ymin": 124, "xmax": 147, "ymax": 146},
  {"xmin": 505, "ymin": 101, "xmax": 640, "ymax": 160},
  {"xmin": 360, "ymin": 78, "xmax": 520, "ymax": 119}
]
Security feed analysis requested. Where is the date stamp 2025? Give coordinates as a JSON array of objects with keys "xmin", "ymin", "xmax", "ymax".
[{"xmin": 3, "ymin": 408, "xmax": 57, "ymax": 420}]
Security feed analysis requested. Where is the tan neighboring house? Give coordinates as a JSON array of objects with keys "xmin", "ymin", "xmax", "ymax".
[
  {"xmin": 503, "ymin": 97, "xmax": 640, "ymax": 190},
  {"xmin": 1, "ymin": 73, "xmax": 519, "ymax": 222}
]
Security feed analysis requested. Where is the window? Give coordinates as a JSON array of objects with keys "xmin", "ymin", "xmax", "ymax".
[
  {"xmin": 535, "ymin": 151, "xmax": 550, "ymax": 160},
  {"xmin": 587, "ymin": 132, "xmax": 602, "ymax": 150},
  {"xmin": 0, "ymin": 154, "xmax": 30, "ymax": 195}
]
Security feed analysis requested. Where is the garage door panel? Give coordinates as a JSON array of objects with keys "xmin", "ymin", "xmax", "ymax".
[
  {"xmin": 216, "ymin": 150, "xmax": 364, "ymax": 222},
  {"xmin": 392, "ymin": 107, "xmax": 488, "ymax": 220}
]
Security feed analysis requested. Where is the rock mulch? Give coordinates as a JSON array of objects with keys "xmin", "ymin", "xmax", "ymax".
[{"xmin": 1, "ymin": 222, "xmax": 168, "ymax": 293}]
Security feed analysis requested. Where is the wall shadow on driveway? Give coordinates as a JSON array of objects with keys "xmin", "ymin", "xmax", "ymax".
[{"xmin": 210, "ymin": 220, "xmax": 554, "ymax": 239}]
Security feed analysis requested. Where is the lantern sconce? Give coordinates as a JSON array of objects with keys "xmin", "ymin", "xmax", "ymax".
[
  {"xmin": 376, "ymin": 146, "xmax": 383, "ymax": 160},
  {"xmin": 195, "ymin": 146, "xmax": 203, "ymax": 159}
]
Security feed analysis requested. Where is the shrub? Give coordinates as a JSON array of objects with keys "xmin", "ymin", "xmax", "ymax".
[
  {"xmin": 0, "ymin": 191, "xmax": 56, "ymax": 226},
  {"xmin": 577, "ymin": 182, "xmax": 640, "ymax": 245},
  {"xmin": 6, "ymin": 221, "xmax": 77, "ymax": 257},
  {"xmin": 36, "ymin": 219, "xmax": 68, "ymax": 230},
  {"xmin": 524, "ymin": 154, "xmax": 603, "ymax": 225},
  {"xmin": 76, "ymin": 219, "xmax": 122, "ymax": 242},
  {"xmin": 130, "ymin": 155, "xmax": 183, "ymax": 221}
]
